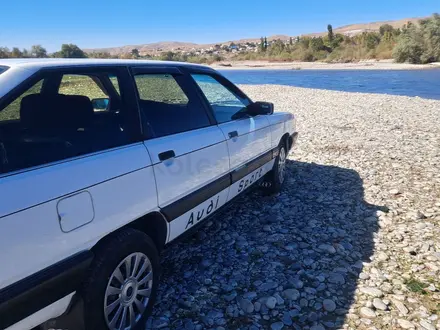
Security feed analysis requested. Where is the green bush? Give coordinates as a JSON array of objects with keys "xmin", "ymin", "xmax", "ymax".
[{"xmin": 393, "ymin": 14, "xmax": 440, "ymax": 64}]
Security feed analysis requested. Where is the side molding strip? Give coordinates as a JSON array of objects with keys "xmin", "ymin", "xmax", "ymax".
[
  {"xmin": 161, "ymin": 174, "xmax": 230, "ymax": 221},
  {"xmin": 163, "ymin": 148, "xmax": 278, "ymax": 222},
  {"xmin": 0, "ymin": 251, "xmax": 93, "ymax": 329}
]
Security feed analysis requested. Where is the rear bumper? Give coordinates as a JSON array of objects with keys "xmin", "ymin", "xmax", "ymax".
[
  {"xmin": 0, "ymin": 251, "xmax": 93, "ymax": 329},
  {"xmin": 288, "ymin": 132, "xmax": 298, "ymax": 151}
]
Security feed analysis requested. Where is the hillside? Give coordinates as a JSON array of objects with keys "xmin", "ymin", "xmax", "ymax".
[
  {"xmin": 84, "ymin": 16, "xmax": 425, "ymax": 55},
  {"xmin": 307, "ymin": 17, "xmax": 424, "ymax": 37}
]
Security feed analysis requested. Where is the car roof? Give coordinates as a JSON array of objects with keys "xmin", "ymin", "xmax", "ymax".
[{"xmin": 0, "ymin": 58, "xmax": 212, "ymax": 71}]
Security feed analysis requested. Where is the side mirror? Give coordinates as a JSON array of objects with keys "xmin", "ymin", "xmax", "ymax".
[
  {"xmin": 246, "ymin": 101, "xmax": 274, "ymax": 116},
  {"xmin": 91, "ymin": 98, "xmax": 109, "ymax": 110}
]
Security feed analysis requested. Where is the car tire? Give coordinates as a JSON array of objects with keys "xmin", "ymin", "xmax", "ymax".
[
  {"xmin": 81, "ymin": 228, "xmax": 160, "ymax": 330},
  {"xmin": 261, "ymin": 141, "xmax": 288, "ymax": 195}
]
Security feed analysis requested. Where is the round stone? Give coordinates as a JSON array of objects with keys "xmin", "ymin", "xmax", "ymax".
[
  {"xmin": 323, "ymin": 299, "xmax": 337, "ymax": 312},
  {"xmin": 360, "ymin": 307, "xmax": 376, "ymax": 318}
]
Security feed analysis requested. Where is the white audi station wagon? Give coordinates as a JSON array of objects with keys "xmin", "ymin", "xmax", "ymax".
[{"xmin": 0, "ymin": 59, "xmax": 297, "ymax": 330}]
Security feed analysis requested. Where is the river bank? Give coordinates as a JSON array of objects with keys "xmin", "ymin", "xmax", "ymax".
[
  {"xmin": 211, "ymin": 60, "xmax": 440, "ymax": 70},
  {"xmin": 147, "ymin": 85, "xmax": 440, "ymax": 330}
]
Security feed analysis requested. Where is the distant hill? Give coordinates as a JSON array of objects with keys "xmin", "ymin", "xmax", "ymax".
[
  {"xmin": 84, "ymin": 16, "xmax": 425, "ymax": 55},
  {"xmin": 306, "ymin": 17, "xmax": 424, "ymax": 37}
]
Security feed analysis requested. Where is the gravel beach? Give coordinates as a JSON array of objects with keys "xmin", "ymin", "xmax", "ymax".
[
  {"xmin": 147, "ymin": 86, "xmax": 440, "ymax": 330},
  {"xmin": 211, "ymin": 60, "xmax": 440, "ymax": 71}
]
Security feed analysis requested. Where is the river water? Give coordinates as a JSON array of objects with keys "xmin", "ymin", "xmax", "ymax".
[{"xmin": 220, "ymin": 69, "xmax": 440, "ymax": 100}]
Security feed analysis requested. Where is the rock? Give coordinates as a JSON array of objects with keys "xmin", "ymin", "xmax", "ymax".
[
  {"xmin": 308, "ymin": 311, "xmax": 318, "ymax": 322},
  {"xmin": 359, "ymin": 272, "xmax": 370, "ymax": 280},
  {"xmin": 254, "ymin": 301, "xmax": 261, "ymax": 312},
  {"xmin": 373, "ymin": 298, "xmax": 388, "ymax": 311},
  {"xmin": 282, "ymin": 289, "xmax": 300, "ymax": 300},
  {"xmin": 239, "ymin": 298, "xmax": 254, "ymax": 314},
  {"xmin": 282, "ymin": 312, "xmax": 293, "ymax": 326},
  {"xmin": 273, "ymin": 293, "xmax": 285, "ymax": 305},
  {"xmin": 360, "ymin": 307, "xmax": 376, "ymax": 318},
  {"xmin": 243, "ymin": 291, "xmax": 257, "ymax": 300},
  {"xmin": 323, "ymin": 299, "xmax": 337, "ymax": 312},
  {"xmin": 310, "ymin": 325, "xmax": 325, "ymax": 330},
  {"xmin": 304, "ymin": 258, "xmax": 314, "ymax": 266},
  {"xmin": 389, "ymin": 188, "xmax": 401, "ymax": 195},
  {"xmin": 152, "ymin": 318, "xmax": 169, "ymax": 329},
  {"xmin": 416, "ymin": 211, "xmax": 427, "ymax": 219},
  {"xmin": 200, "ymin": 258, "xmax": 214, "ymax": 268},
  {"xmin": 266, "ymin": 296, "xmax": 277, "ymax": 309},
  {"xmin": 223, "ymin": 292, "xmax": 237, "ymax": 302},
  {"xmin": 360, "ymin": 287, "xmax": 384, "ymax": 298},
  {"xmin": 328, "ymin": 272, "xmax": 346, "ymax": 285},
  {"xmin": 393, "ymin": 300, "xmax": 409, "ymax": 315},
  {"xmin": 318, "ymin": 243, "xmax": 336, "ymax": 254},
  {"xmin": 290, "ymin": 279, "xmax": 304, "ymax": 289},
  {"xmin": 260, "ymin": 281, "xmax": 278, "ymax": 292},
  {"xmin": 271, "ymin": 322, "xmax": 284, "ymax": 330},
  {"xmin": 397, "ymin": 319, "xmax": 415, "ymax": 329},
  {"xmin": 184, "ymin": 319, "xmax": 195, "ymax": 330},
  {"xmin": 377, "ymin": 252, "xmax": 389, "ymax": 261},
  {"xmin": 419, "ymin": 319, "xmax": 436, "ymax": 330}
]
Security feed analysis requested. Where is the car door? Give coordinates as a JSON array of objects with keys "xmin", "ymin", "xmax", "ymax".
[
  {"xmin": 132, "ymin": 67, "xmax": 230, "ymax": 242},
  {"xmin": 190, "ymin": 72, "xmax": 273, "ymax": 201}
]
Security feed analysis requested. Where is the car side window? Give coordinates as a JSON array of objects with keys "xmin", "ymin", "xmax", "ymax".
[
  {"xmin": 191, "ymin": 74, "xmax": 250, "ymax": 124},
  {"xmin": 0, "ymin": 80, "xmax": 43, "ymax": 121},
  {"xmin": 0, "ymin": 70, "xmax": 134, "ymax": 175},
  {"xmin": 59, "ymin": 74, "xmax": 116, "ymax": 112},
  {"xmin": 134, "ymin": 74, "xmax": 210, "ymax": 138}
]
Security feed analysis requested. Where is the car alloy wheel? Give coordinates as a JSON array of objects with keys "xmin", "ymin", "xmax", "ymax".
[
  {"xmin": 278, "ymin": 146, "xmax": 287, "ymax": 183},
  {"xmin": 104, "ymin": 252, "xmax": 153, "ymax": 330}
]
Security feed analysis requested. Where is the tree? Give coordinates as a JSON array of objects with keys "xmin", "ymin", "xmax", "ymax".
[
  {"xmin": 131, "ymin": 48, "xmax": 140, "ymax": 58},
  {"xmin": 161, "ymin": 51, "xmax": 176, "ymax": 61},
  {"xmin": 393, "ymin": 14, "xmax": 440, "ymax": 64},
  {"xmin": 289, "ymin": 37, "xmax": 293, "ymax": 45},
  {"xmin": 11, "ymin": 47, "xmax": 23, "ymax": 58},
  {"xmin": 0, "ymin": 47, "xmax": 10, "ymax": 58},
  {"xmin": 259, "ymin": 37, "xmax": 265, "ymax": 52},
  {"xmin": 379, "ymin": 24, "xmax": 394, "ymax": 36},
  {"xmin": 327, "ymin": 24, "xmax": 334, "ymax": 43},
  {"xmin": 362, "ymin": 32, "xmax": 381, "ymax": 49},
  {"xmin": 310, "ymin": 37, "xmax": 325, "ymax": 51},
  {"xmin": 31, "ymin": 45, "xmax": 47, "ymax": 58},
  {"xmin": 56, "ymin": 44, "xmax": 87, "ymax": 58},
  {"xmin": 22, "ymin": 49, "xmax": 30, "ymax": 58}
]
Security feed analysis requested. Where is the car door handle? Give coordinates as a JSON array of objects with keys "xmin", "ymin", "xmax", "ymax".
[
  {"xmin": 158, "ymin": 150, "xmax": 175, "ymax": 161},
  {"xmin": 228, "ymin": 131, "xmax": 238, "ymax": 139}
]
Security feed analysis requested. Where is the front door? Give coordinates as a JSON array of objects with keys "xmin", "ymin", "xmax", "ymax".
[
  {"xmin": 190, "ymin": 73, "xmax": 272, "ymax": 200},
  {"xmin": 132, "ymin": 68, "xmax": 230, "ymax": 242}
]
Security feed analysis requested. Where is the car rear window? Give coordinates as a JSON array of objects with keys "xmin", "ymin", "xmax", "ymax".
[{"xmin": 0, "ymin": 66, "xmax": 8, "ymax": 75}]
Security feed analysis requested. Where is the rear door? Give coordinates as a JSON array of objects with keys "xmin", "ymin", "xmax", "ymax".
[
  {"xmin": 190, "ymin": 72, "xmax": 272, "ymax": 200},
  {"xmin": 132, "ymin": 67, "xmax": 230, "ymax": 242}
]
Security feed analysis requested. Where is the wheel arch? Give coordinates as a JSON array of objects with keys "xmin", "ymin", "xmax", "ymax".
[
  {"xmin": 91, "ymin": 211, "xmax": 168, "ymax": 254},
  {"xmin": 125, "ymin": 211, "xmax": 168, "ymax": 252},
  {"xmin": 280, "ymin": 132, "xmax": 290, "ymax": 149}
]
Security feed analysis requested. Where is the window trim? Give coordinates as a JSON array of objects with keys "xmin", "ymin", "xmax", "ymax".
[
  {"xmin": 129, "ymin": 67, "xmax": 216, "ymax": 140},
  {"xmin": 187, "ymin": 71, "xmax": 254, "ymax": 125}
]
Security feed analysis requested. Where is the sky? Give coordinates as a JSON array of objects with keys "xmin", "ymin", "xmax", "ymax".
[{"xmin": 0, "ymin": 0, "xmax": 438, "ymax": 52}]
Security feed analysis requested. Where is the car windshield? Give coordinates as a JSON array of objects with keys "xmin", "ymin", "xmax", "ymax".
[{"xmin": 0, "ymin": 66, "xmax": 8, "ymax": 75}]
